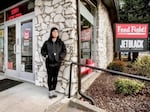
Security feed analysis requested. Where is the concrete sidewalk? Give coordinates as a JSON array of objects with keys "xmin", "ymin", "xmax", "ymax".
[{"xmin": 0, "ymin": 80, "xmax": 65, "ymax": 112}]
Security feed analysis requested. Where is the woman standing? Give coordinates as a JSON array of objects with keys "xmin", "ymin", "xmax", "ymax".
[{"xmin": 41, "ymin": 27, "xmax": 66, "ymax": 98}]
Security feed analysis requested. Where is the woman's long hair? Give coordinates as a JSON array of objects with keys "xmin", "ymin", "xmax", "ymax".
[{"xmin": 49, "ymin": 27, "xmax": 59, "ymax": 39}]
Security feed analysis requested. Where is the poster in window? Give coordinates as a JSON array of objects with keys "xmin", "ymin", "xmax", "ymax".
[
  {"xmin": 81, "ymin": 28, "xmax": 92, "ymax": 41},
  {"xmin": 24, "ymin": 29, "xmax": 30, "ymax": 40},
  {"xmin": 0, "ymin": 29, "xmax": 4, "ymax": 38},
  {"xmin": 23, "ymin": 29, "xmax": 30, "ymax": 46},
  {"xmin": 0, "ymin": 30, "xmax": 4, "ymax": 49}
]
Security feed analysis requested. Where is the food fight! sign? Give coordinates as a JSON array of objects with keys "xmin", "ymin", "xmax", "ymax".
[{"xmin": 115, "ymin": 24, "xmax": 149, "ymax": 52}]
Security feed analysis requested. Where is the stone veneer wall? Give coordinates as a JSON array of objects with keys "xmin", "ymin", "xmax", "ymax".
[
  {"xmin": 93, "ymin": 0, "xmax": 114, "ymax": 68},
  {"xmin": 34, "ymin": 0, "xmax": 78, "ymax": 94},
  {"xmin": 34, "ymin": 0, "xmax": 114, "ymax": 95}
]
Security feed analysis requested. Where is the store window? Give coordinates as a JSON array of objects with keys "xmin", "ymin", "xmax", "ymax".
[
  {"xmin": 0, "ymin": 28, "xmax": 4, "ymax": 71},
  {"xmin": 80, "ymin": 0, "xmax": 96, "ymax": 16},
  {"xmin": 80, "ymin": 0, "xmax": 96, "ymax": 75},
  {"xmin": 81, "ymin": 15, "xmax": 92, "ymax": 59},
  {"xmin": 8, "ymin": 25, "xmax": 16, "ymax": 70},
  {"xmin": 0, "ymin": 13, "xmax": 4, "ymax": 24}
]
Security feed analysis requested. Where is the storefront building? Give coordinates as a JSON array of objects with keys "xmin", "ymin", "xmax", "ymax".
[
  {"xmin": 0, "ymin": 0, "xmax": 35, "ymax": 83},
  {"xmin": 0, "ymin": 0, "xmax": 117, "ymax": 94}
]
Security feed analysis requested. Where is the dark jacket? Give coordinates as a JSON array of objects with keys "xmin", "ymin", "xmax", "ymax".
[{"xmin": 41, "ymin": 38, "xmax": 66, "ymax": 65}]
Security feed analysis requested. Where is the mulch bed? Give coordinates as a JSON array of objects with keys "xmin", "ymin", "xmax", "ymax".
[{"xmin": 86, "ymin": 73, "xmax": 150, "ymax": 112}]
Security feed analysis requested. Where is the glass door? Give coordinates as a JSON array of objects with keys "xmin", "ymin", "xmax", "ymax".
[
  {"xmin": 19, "ymin": 19, "xmax": 34, "ymax": 82},
  {"xmin": 5, "ymin": 13, "xmax": 34, "ymax": 82},
  {"xmin": 5, "ymin": 21, "xmax": 19, "ymax": 77}
]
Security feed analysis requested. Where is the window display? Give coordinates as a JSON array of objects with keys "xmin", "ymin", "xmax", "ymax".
[
  {"xmin": 81, "ymin": 15, "xmax": 92, "ymax": 61},
  {"xmin": 0, "ymin": 29, "xmax": 4, "ymax": 71},
  {"xmin": 8, "ymin": 25, "xmax": 16, "ymax": 70},
  {"xmin": 80, "ymin": 0, "xmax": 96, "ymax": 75}
]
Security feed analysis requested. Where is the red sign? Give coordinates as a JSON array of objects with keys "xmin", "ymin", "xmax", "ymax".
[
  {"xmin": 116, "ymin": 24, "xmax": 148, "ymax": 38},
  {"xmin": 11, "ymin": 7, "xmax": 19, "ymax": 15},
  {"xmin": 6, "ymin": 1, "xmax": 34, "ymax": 21},
  {"xmin": 81, "ymin": 28, "xmax": 92, "ymax": 41},
  {"xmin": 8, "ymin": 13, "xmax": 22, "ymax": 20},
  {"xmin": 24, "ymin": 30, "xmax": 30, "ymax": 40},
  {"xmin": 8, "ymin": 62, "xmax": 13, "ymax": 69},
  {"xmin": 8, "ymin": 7, "xmax": 22, "ymax": 20}
]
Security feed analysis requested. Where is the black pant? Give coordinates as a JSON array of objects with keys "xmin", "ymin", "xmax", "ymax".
[{"xmin": 46, "ymin": 60, "xmax": 60, "ymax": 91}]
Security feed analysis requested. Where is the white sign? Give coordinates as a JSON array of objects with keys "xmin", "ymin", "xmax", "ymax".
[{"xmin": 120, "ymin": 40, "xmax": 144, "ymax": 49}]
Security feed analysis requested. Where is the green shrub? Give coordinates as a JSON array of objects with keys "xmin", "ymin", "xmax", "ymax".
[
  {"xmin": 115, "ymin": 78, "xmax": 145, "ymax": 95},
  {"xmin": 134, "ymin": 55, "xmax": 150, "ymax": 77},
  {"xmin": 107, "ymin": 60, "xmax": 125, "ymax": 72}
]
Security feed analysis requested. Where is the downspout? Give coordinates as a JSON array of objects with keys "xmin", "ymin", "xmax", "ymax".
[{"xmin": 77, "ymin": 0, "xmax": 81, "ymax": 80}]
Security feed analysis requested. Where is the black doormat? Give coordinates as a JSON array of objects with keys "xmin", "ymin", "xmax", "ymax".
[{"xmin": 0, "ymin": 79, "xmax": 23, "ymax": 92}]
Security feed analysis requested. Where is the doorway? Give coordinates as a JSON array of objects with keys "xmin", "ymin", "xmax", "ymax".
[{"xmin": 5, "ymin": 13, "xmax": 34, "ymax": 82}]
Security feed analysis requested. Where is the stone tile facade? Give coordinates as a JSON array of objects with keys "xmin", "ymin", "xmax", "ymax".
[
  {"xmin": 92, "ymin": 1, "xmax": 114, "ymax": 68},
  {"xmin": 34, "ymin": 0, "xmax": 114, "ymax": 95},
  {"xmin": 34, "ymin": 0, "xmax": 78, "ymax": 94}
]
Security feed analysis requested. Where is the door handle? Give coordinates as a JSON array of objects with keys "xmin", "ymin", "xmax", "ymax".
[{"xmin": 13, "ymin": 44, "xmax": 16, "ymax": 54}]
